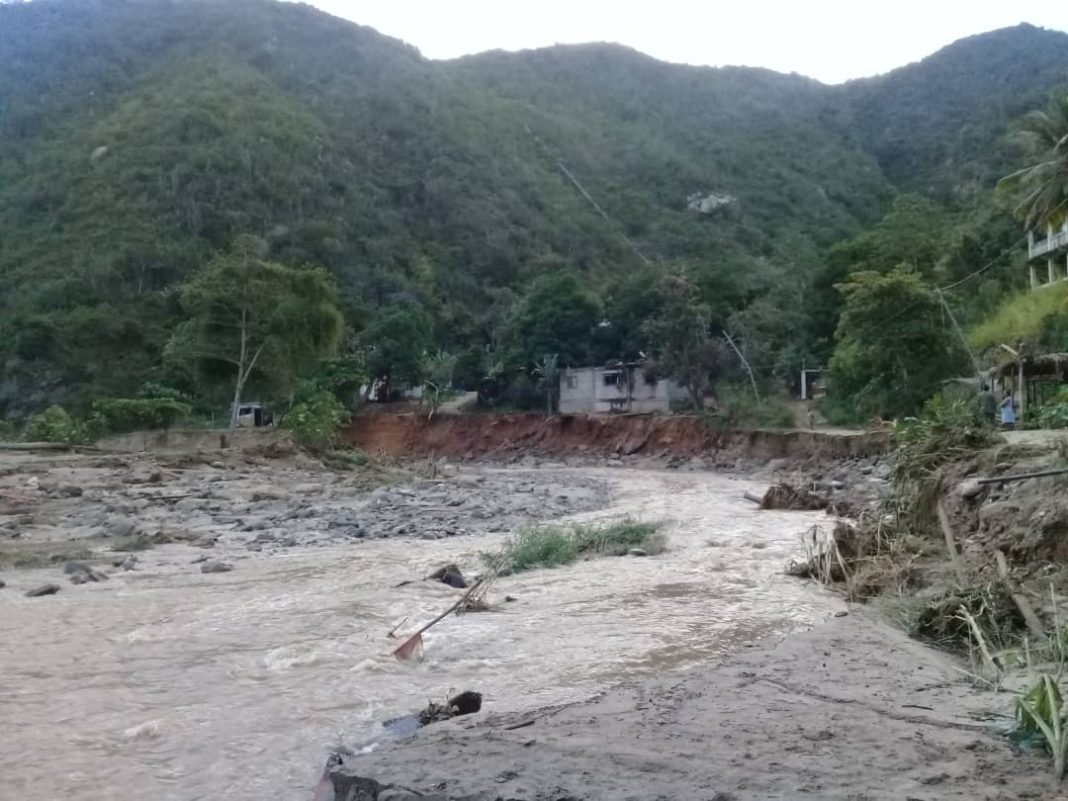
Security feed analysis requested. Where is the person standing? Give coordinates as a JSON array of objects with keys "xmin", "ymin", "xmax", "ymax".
[
  {"xmin": 978, "ymin": 384, "xmax": 997, "ymax": 425},
  {"xmin": 1000, "ymin": 393, "xmax": 1017, "ymax": 429}
]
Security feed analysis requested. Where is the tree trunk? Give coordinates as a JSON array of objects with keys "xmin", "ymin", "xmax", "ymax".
[{"xmin": 229, "ymin": 376, "xmax": 244, "ymax": 432}]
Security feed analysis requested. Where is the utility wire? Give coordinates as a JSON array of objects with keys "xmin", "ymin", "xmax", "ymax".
[{"xmin": 522, "ymin": 122, "xmax": 652, "ymax": 268}]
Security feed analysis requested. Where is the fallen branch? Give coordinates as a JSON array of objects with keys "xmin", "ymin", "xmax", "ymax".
[
  {"xmin": 977, "ymin": 468, "xmax": 1068, "ymax": 485},
  {"xmin": 743, "ymin": 490, "xmax": 764, "ymax": 505},
  {"xmin": 994, "ymin": 549, "xmax": 1045, "ymax": 640},
  {"xmin": 392, "ymin": 578, "xmax": 485, "ymax": 661},
  {"xmin": 957, "ymin": 605, "xmax": 1003, "ymax": 676},
  {"xmin": 936, "ymin": 500, "xmax": 967, "ymax": 586},
  {"xmin": 0, "ymin": 441, "xmax": 73, "ymax": 451}
]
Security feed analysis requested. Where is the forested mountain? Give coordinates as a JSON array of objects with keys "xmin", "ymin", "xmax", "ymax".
[{"xmin": 1, "ymin": 0, "xmax": 1067, "ymax": 417}]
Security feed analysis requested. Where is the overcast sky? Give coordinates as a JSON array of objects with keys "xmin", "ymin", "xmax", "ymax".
[{"xmin": 305, "ymin": 0, "xmax": 1068, "ymax": 84}]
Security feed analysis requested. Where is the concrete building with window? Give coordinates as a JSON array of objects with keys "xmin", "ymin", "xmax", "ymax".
[
  {"xmin": 558, "ymin": 363, "xmax": 688, "ymax": 415},
  {"xmin": 1028, "ymin": 220, "xmax": 1068, "ymax": 288}
]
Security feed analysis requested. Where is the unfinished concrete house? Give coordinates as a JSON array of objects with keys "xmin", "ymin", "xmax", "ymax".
[
  {"xmin": 1028, "ymin": 220, "xmax": 1068, "ymax": 287},
  {"xmin": 558, "ymin": 364, "xmax": 688, "ymax": 414}
]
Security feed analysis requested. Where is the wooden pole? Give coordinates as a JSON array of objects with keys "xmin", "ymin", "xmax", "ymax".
[
  {"xmin": 723, "ymin": 330, "xmax": 760, "ymax": 402},
  {"xmin": 937, "ymin": 500, "xmax": 967, "ymax": 586},
  {"xmin": 976, "ymin": 467, "xmax": 1068, "ymax": 485}
]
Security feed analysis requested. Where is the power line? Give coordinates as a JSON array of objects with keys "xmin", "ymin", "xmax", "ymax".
[{"xmin": 937, "ymin": 195, "xmax": 1068, "ymax": 294}]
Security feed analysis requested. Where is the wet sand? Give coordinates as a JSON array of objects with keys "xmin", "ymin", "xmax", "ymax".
[{"xmin": 356, "ymin": 611, "xmax": 1055, "ymax": 801}]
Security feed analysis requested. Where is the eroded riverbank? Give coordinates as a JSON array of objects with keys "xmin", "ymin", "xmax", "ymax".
[{"xmin": 1, "ymin": 454, "xmax": 841, "ymax": 801}]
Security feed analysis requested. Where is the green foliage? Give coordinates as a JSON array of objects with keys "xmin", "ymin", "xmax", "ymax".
[
  {"xmin": 359, "ymin": 305, "xmax": 433, "ymax": 392},
  {"xmin": 491, "ymin": 518, "xmax": 663, "ymax": 575},
  {"xmin": 167, "ymin": 237, "xmax": 342, "ymax": 420},
  {"xmin": 506, "ymin": 272, "xmax": 603, "ymax": 368},
  {"xmin": 497, "ymin": 527, "xmax": 579, "ymax": 574},
  {"xmin": 893, "ymin": 395, "xmax": 995, "ymax": 484},
  {"xmin": 1034, "ymin": 386, "xmax": 1068, "ymax": 429},
  {"xmin": 93, "ymin": 397, "xmax": 191, "ymax": 432},
  {"xmin": 1013, "ymin": 674, "xmax": 1068, "ymax": 778},
  {"xmin": 703, "ymin": 384, "xmax": 796, "ymax": 430},
  {"xmin": 998, "ymin": 91, "xmax": 1068, "ymax": 229},
  {"xmin": 971, "ymin": 282, "xmax": 1068, "ymax": 351},
  {"xmin": 531, "ymin": 353, "xmax": 560, "ymax": 415},
  {"xmin": 23, "ymin": 405, "xmax": 97, "ymax": 445},
  {"xmin": 0, "ymin": 420, "xmax": 16, "ymax": 441},
  {"xmin": 642, "ymin": 275, "xmax": 720, "ymax": 409},
  {"xmin": 284, "ymin": 389, "xmax": 350, "ymax": 450},
  {"xmin": 570, "ymin": 519, "xmax": 663, "ymax": 557},
  {"xmin": 828, "ymin": 268, "xmax": 966, "ymax": 420},
  {"xmin": 1, "ymin": 2, "xmax": 1068, "ymax": 418},
  {"xmin": 422, "ymin": 350, "xmax": 457, "ymax": 415}
]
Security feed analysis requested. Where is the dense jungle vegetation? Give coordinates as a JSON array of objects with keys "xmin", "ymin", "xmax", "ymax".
[{"xmin": 2, "ymin": 0, "xmax": 1068, "ymax": 425}]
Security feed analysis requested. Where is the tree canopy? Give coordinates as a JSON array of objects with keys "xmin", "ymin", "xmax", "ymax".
[
  {"xmin": 2, "ymin": 1, "xmax": 1068, "ymax": 420},
  {"xmin": 166, "ymin": 237, "xmax": 342, "ymax": 424},
  {"xmin": 828, "ymin": 268, "xmax": 965, "ymax": 419}
]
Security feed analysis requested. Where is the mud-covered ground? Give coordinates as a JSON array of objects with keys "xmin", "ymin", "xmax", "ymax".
[
  {"xmin": 0, "ymin": 448, "xmax": 610, "ymax": 581},
  {"xmin": 354, "ymin": 611, "xmax": 1054, "ymax": 801}
]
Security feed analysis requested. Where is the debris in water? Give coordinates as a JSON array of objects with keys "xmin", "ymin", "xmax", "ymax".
[
  {"xmin": 760, "ymin": 483, "xmax": 828, "ymax": 511},
  {"xmin": 383, "ymin": 690, "xmax": 484, "ymax": 737},
  {"xmin": 393, "ymin": 577, "xmax": 486, "ymax": 661},
  {"xmin": 426, "ymin": 563, "xmax": 467, "ymax": 588}
]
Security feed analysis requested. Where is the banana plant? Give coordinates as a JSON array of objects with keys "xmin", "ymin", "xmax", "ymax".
[
  {"xmin": 1017, "ymin": 673, "xmax": 1068, "ymax": 779},
  {"xmin": 532, "ymin": 353, "xmax": 560, "ymax": 416}
]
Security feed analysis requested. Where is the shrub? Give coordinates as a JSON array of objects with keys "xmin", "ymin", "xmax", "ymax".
[
  {"xmin": 285, "ymin": 389, "xmax": 350, "ymax": 449},
  {"xmin": 490, "ymin": 517, "xmax": 664, "ymax": 575},
  {"xmin": 0, "ymin": 420, "xmax": 16, "ymax": 441},
  {"xmin": 23, "ymin": 405, "xmax": 95, "ymax": 445},
  {"xmin": 136, "ymin": 382, "xmax": 192, "ymax": 403},
  {"xmin": 1035, "ymin": 386, "xmax": 1068, "ymax": 429},
  {"xmin": 93, "ymin": 397, "xmax": 192, "ymax": 432},
  {"xmin": 703, "ymin": 384, "xmax": 795, "ymax": 429}
]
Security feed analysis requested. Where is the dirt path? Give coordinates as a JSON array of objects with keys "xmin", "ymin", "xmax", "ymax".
[{"xmin": 355, "ymin": 612, "xmax": 1055, "ymax": 801}]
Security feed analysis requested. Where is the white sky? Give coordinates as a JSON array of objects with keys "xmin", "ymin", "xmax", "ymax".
[{"xmin": 305, "ymin": 0, "xmax": 1068, "ymax": 84}]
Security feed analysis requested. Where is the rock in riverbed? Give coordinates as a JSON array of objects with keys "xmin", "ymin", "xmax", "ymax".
[
  {"xmin": 200, "ymin": 560, "xmax": 234, "ymax": 574},
  {"xmin": 64, "ymin": 561, "xmax": 109, "ymax": 583},
  {"xmin": 26, "ymin": 583, "xmax": 61, "ymax": 597}
]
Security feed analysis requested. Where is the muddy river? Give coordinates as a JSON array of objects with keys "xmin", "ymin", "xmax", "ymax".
[{"xmin": 1, "ymin": 466, "xmax": 842, "ymax": 800}]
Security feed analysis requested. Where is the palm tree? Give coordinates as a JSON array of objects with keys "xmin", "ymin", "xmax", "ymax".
[
  {"xmin": 531, "ymin": 353, "xmax": 560, "ymax": 416},
  {"xmin": 998, "ymin": 92, "xmax": 1068, "ymax": 230}
]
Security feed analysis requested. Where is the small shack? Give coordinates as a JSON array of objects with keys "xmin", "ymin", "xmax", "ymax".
[
  {"xmin": 990, "ymin": 352, "xmax": 1068, "ymax": 413},
  {"xmin": 558, "ymin": 363, "xmax": 688, "ymax": 415}
]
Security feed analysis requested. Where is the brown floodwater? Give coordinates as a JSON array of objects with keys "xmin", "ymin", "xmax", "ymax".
[{"xmin": 0, "ymin": 467, "xmax": 842, "ymax": 800}]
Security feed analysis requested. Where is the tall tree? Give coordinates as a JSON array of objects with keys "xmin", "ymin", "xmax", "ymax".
[
  {"xmin": 998, "ymin": 91, "xmax": 1068, "ymax": 230},
  {"xmin": 167, "ymin": 236, "xmax": 343, "ymax": 428},
  {"xmin": 506, "ymin": 272, "xmax": 603, "ymax": 368},
  {"xmin": 828, "ymin": 267, "xmax": 964, "ymax": 419},
  {"xmin": 642, "ymin": 276, "xmax": 720, "ymax": 409},
  {"xmin": 358, "ymin": 305, "xmax": 433, "ymax": 396}
]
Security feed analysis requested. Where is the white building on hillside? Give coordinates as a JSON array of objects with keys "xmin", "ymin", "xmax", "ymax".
[
  {"xmin": 558, "ymin": 363, "xmax": 688, "ymax": 415},
  {"xmin": 1028, "ymin": 220, "xmax": 1068, "ymax": 288}
]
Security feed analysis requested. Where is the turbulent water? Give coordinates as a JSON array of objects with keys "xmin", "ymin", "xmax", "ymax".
[{"xmin": 1, "ymin": 467, "xmax": 842, "ymax": 800}]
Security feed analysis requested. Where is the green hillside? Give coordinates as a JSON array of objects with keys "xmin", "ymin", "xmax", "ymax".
[{"xmin": 1, "ymin": 0, "xmax": 1066, "ymax": 418}]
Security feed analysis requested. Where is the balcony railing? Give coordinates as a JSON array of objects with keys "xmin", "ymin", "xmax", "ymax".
[{"xmin": 1030, "ymin": 226, "xmax": 1068, "ymax": 259}]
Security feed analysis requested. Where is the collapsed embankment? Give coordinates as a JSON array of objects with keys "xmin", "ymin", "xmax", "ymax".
[{"xmin": 345, "ymin": 412, "xmax": 889, "ymax": 464}]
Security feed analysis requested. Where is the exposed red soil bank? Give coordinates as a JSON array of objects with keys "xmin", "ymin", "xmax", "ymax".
[{"xmin": 345, "ymin": 413, "xmax": 889, "ymax": 463}]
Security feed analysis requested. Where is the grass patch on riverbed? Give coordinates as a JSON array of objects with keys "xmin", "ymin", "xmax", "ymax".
[
  {"xmin": 491, "ymin": 518, "xmax": 664, "ymax": 576},
  {"xmin": 0, "ymin": 540, "xmax": 95, "ymax": 569}
]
